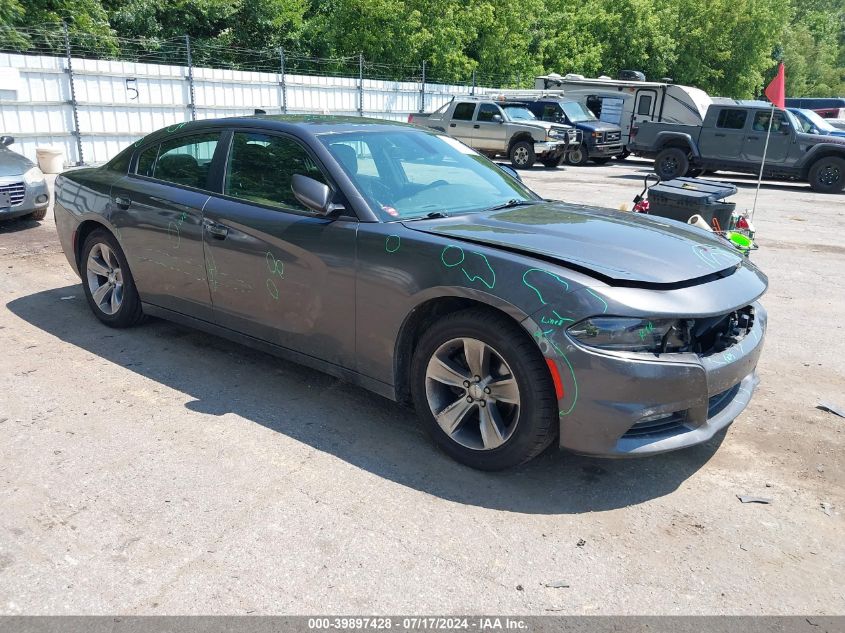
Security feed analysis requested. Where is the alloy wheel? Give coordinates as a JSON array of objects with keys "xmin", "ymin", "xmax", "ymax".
[
  {"xmin": 424, "ymin": 337, "xmax": 521, "ymax": 451},
  {"xmin": 819, "ymin": 164, "xmax": 841, "ymax": 186},
  {"xmin": 86, "ymin": 242, "xmax": 124, "ymax": 315},
  {"xmin": 513, "ymin": 146, "xmax": 529, "ymax": 166}
]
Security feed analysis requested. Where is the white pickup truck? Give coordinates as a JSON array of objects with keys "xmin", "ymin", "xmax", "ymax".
[{"xmin": 409, "ymin": 97, "xmax": 580, "ymax": 169}]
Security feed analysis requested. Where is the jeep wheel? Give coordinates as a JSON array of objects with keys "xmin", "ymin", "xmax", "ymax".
[
  {"xmin": 540, "ymin": 156, "xmax": 562, "ymax": 169},
  {"xmin": 808, "ymin": 156, "xmax": 845, "ymax": 193},
  {"xmin": 654, "ymin": 147, "xmax": 689, "ymax": 180},
  {"xmin": 509, "ymin": 141, "xmax": 535, "ymax": 169},
  {"xmin": 566, "ymin": 144, "xmax": 589, "ymax": 166}
]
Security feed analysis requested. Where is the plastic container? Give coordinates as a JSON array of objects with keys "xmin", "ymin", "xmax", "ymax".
[
  {"xmin": 647, "ymin": 177, "xmax": 736, "ymax": 229},
  {"xmin": 35, "ymin": 147, "xmax": 65, "ymax": 174}
]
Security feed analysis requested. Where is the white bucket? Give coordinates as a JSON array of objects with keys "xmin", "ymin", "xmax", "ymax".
[
  {"xmin": 35, "ymin": 147, "xmax": 65, "ymax": 174},
  {"xmin": 687, "ymin": 214, "xmax": 713, "ymax": 232}
]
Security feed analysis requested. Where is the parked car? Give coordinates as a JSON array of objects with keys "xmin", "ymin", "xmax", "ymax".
[
  {"xmin": 517, "ymin": 95, "xmax": 624, "ymax": 165},
  {"xmin": 788, "ymin": 108, "xmax": 845, "ymax": 138},
  {"xmin": 54, "ymin": 116, "xmax": 767, "ymax": 470},
  {"xmin": 785, "ymin": 97, "xmax": 845, "ymax": 120},
  {"xmin": 409, "ymin": 97, "xmax": 580, "ymax": 169},
  {"xmin": 629, "ymin": 102, "xmax": 845, "ymax": 193},
  {"xmin": 0, "ymin": 135, "xmax": 50, "ymax": 221}
]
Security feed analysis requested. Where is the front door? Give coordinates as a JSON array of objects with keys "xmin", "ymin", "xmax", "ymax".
[
  {"xmin": 741, "ymin": 110, "xmax": 792, "ymax": 164},
  {"xmin": 472, "ymin": 103, "xmax": 508, "ymax": 151},
  {"xmin": 698, "ymin": 108, "xmax": 748, "ymax": 163},
  {"xmin": 110, "ymin": 130, "xmax": 221, "ymax": 320},
  {"xmin": 201, "ymin": 129, "xmax": 357, "ymax": 369}
]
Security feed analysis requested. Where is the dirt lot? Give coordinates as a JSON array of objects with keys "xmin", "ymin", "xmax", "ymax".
[{"xmin": 1, "ymin": 160, "xmax": 843, "ymax": 615}]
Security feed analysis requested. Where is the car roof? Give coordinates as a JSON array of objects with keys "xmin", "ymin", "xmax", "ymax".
[{"xmin": 139, "ymin": 115, "xmax": 418, "ymax": 146}]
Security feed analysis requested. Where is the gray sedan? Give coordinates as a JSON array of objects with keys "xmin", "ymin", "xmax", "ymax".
[
  {"xmin": 0, "ymin": 136, "xmax": 50, "ymax": 222},
  {"xmin": 53, "ymin": 116, "xmax": 767, "ymax": 470}
]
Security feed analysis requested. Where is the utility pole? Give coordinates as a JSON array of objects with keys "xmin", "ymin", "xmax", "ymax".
[
  {"xmin": 184, "ymin": 35, "xmax": 196, "ymax": 121},
  {"xmin": 62, "ymin": 22, "xmax": 84, "ymax": 165}
]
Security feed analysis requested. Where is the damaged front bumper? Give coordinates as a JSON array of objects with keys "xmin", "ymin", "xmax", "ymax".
[{"xmin": 531, "ymin": 302, "xmax": 767, "ymax": 457}]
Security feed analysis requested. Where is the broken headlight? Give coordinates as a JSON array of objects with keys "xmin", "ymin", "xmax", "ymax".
[{"xmin": 567, "ymin": 317, "xmax": 689, "ymax": 353}]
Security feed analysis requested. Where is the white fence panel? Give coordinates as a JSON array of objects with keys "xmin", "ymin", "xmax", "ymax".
[{"xmin": 1, "ymin": 52, "xmax": 484, "ymax": 166}]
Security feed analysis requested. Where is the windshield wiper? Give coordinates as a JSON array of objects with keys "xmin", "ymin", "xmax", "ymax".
[
  {"xmin": 405, "ymin": 211, "xmax": 450, "ymax": 221},
  {"xmin": 485, "ymin": 199, "xmax": 538, "ymax": 212}
]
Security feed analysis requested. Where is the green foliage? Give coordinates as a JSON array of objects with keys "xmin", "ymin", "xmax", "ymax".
[{"xmin": 1, "ymin": 0, "xmax": 842, "ymax": 97}]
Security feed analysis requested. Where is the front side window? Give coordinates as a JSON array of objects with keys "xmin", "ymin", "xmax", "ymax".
[
  {"xmin": 752, "ymin": 111, "xmax": 789, "ymax": 133},
  {"xmin": 136, "ymin": 132, "xmax": 219, "ymax": 189},
  {"xmin": 541, "ymin": 104, "xmax": 561, "ymax": 122},
  {"xmin": 476, "ymin": 104, "xmax": 504, "ymax": 122},
  {"xmin": 224, "ymin": 131, "xmax": 327, "ymax": 213},
  {"xmin": 453, "ymin": 102, "xmax": 477, "ymax": 121},
  {"xmin": 560, "ymin": 101, "xmax": 597, "ymax": 123},
  {"xmin": 716, "ymin": 109, "xmax": 748, "ymax": 130}
]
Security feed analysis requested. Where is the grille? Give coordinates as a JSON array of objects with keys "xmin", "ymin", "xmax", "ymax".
[
  {"xmin": 622, "ymin": 385, "xmax": 741, "ymax": 439},
  {"xmin": 0, "ymin": 182, "xmax": 25, "ymax": 206},
  {"xmin": 605, "ymin": 131, "xmax": 621, "ymax": 142}
]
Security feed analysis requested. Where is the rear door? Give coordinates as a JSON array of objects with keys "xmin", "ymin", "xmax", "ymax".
[
  {"xmin": 472, "ymin": 103, "xmax": 508, "ymax": 151},
  {"xmin": 110, "ymin": 130, "xmax": 222, "ymax": 320},
  {"xmin": 448, "ymin": 102, "xmax": 477, "ymax": 145},
  {"xmin": 200, "ymin": 129, "xmax": 357, "ymax": 369},
  {"xmin": 741, "ymin": 110, "xmax": 792, "ymax": 164},
  {"xmin": 698, "ymin": 108, "xmax": 748, "ymax": 162}
]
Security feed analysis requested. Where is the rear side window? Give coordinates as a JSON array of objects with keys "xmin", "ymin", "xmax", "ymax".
[
  {"xmin": 224, "ymin": 131, "xmax": 327, "ymax": 213},
  {"xmin": 716, "ymin": 109, "xmax": 748, "ymax": 130},
  {"xmin": 136, "ymin": 132, "xmax": 219, "ymax": 190},
  {"xmin": 453, "ymin": 102, "xmax": 476, "ymax": 121},
  {"xmin": 476, "ymin": 104, "xmax": 502, "ymax": 122},
  {"xmin": 105, "ymin": 150, "xmax": 131, "ymax": 174}
]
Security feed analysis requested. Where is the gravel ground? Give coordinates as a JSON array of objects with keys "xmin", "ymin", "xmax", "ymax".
[{"xmin": 0, "ymin": 161, "xmax": 843, "ymax": 615}]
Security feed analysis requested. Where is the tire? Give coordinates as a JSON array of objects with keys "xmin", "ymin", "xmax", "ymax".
[
  {"xmin": 808, "ymin": 156, "xmax": 845, "ymax": 193},
  {"xmin": 591, "ymin": 157, "xmax": 611, "ymax": 165},
  {"xmin": 540, "ymin": 156, "xmax": 562, "ymax": 168},
  {"xmin": 410, "ymin": 308, "xmax": 558, "ymax": 470},
  {"xmin": 80, "ymin": 229, "xmax": 144, "ymax": 328},
  {"xmin": 27, "ymin": 207, "xmax": 47, "ymax": 221},
  {"xmin": 509, "ymin": 140, "xmax": 535, "ymax": 169},
  {"xmin": 615, "ymin": 149, "xmax": 631, "ymax": 160},
  {"xmin": 686, "ymin": 168, "xmax": 703, "ymax": 178},
  {"xmin": 654, "ymin": 147, "xmax": 689, "ymax": 180},
  {"xmin": 566, "ymin": 144, "xmax": 589, "ymax": 166}
]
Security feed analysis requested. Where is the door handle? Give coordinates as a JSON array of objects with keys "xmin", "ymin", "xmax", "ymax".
[
  {"xmin": 449, "ymin": 123, "xmax": 456, "ymax": 128},
  {"xmin": 713, "ymin": 133, "xmax": 726, "ymax": 137},
  {"xmin": 473, "ymin": 124, "xmax": 480, "ymax": 129},
  {"xmin": 114, "ymin": 195, "xmax": 131, "ymax": 210},
  {"xmin": 747, "ymin": 135, "xmax": 760, "ymax": 140},
  {"xmin": 203, "ymin": 219, "xmax": 229, "ymax": 239}
]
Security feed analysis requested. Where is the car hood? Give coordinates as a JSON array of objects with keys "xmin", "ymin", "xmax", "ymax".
[
  {"xmin": 0, "ymin": 147, "xmax": 34, "ymax": 176},
  {"xmin": 797, "ymin": 132, "xmax": 845, "ymax": 146},
  {"xmin": 577, "ymin": 121, "xmax": 620, "ymax": 133},
  {"xmin": 402, "ymin": 201, "xmax": 744, "ymax": 286}
]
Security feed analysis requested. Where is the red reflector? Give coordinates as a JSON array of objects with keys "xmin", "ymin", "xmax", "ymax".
[{"xmin": 545, "ymin": 358, "xmax": 565, "ymax": 400}]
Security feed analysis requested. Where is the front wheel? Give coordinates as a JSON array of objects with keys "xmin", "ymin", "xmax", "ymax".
[
  {"xmin": 654, "ymin": 147, "xmax": 689, "ymax": 180},
  {"xmin": 540, "ymin": 156, "xmax": 562, "ymax": 168},
  {"xmin": 566, "ymin": 144, "xmax": 589, "ymax": 166},
  {"xmin": 509, "ymin": 141, "xmax": 535, "ymax": 169},
  {"xmin": 81, "ymin": 229, "xmax": 144, "ymax": 328},
  {"xmin": 27, "ymin": 207, "xmax": 47, "ymax": 221},
  {"xmin": 591, "ymin": 157, "xmax": 611, "ymax": 165},
  {"xmin": 410, "ymin": 308, "xmax": 558, "ymax": 470},
  {"xmin": 808, "ymin": 156, "xmax": 845, "ymax": 193}
]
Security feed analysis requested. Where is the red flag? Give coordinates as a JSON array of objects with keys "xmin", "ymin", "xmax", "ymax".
[{"xmin": 764, "ymin": 63, "xmax": 785, "ymax": 109}]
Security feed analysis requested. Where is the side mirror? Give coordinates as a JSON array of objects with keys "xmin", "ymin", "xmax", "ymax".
[
  {"xmin": 291, "ymin": 174, "xmax": 344, "ymax": 216},
  {"xmin": 492, "ymin": 114, "xmax": 503, "ymax": 124},
  {"xmin": 497, "ymin": 163, "xmax": 522, "ymax": 181},
  {"xmin": 0, "ymin": 135, "xmax": 13, "ymax": 147}
]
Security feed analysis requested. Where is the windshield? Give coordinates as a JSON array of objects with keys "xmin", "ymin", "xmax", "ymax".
[
  {"xmin": 797, "ymin": 109, "xmax": 836, "ymax": 133},
  {"xmin": 502, "ymin": 105, "xmax": 536, "ymax": 121},
  {"xmin": 319, "ymin": 130, "xmax": 538, "ymax": 220},
  {"xmin": 561, "ymin": 101, "xmax": 597, "ymax": 122}
]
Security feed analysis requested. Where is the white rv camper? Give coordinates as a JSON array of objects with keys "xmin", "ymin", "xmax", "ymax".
[{"xmin": 535, "ymin": 73, "xmax": 712, "ymax": 152}]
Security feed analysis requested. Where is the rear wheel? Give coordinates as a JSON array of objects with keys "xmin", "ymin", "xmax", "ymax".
[
  {"xmin": 566, "ymin": 144, "xmax": 589, "ymax": 166},
  {"xmin": 654, "ymin": 147, "xmax": 689, "ymax": 180},
  {"xmin": 591, "ymin": 157, "xmax": 611, "ymax": 165},
  {"xmin": 808, "ymin": 156, "xmax": 845, "ymax": 193},
  {"xmin": 509, "ymin": 140, "xmax": 535, "ymax": 169},
  {"xmin": 81, "ymin": 229, "xmax": 144, "ymax": 328},
  {"xmin": 410, "ymin": 308, "xmax": 558, "ymax": 470}
]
